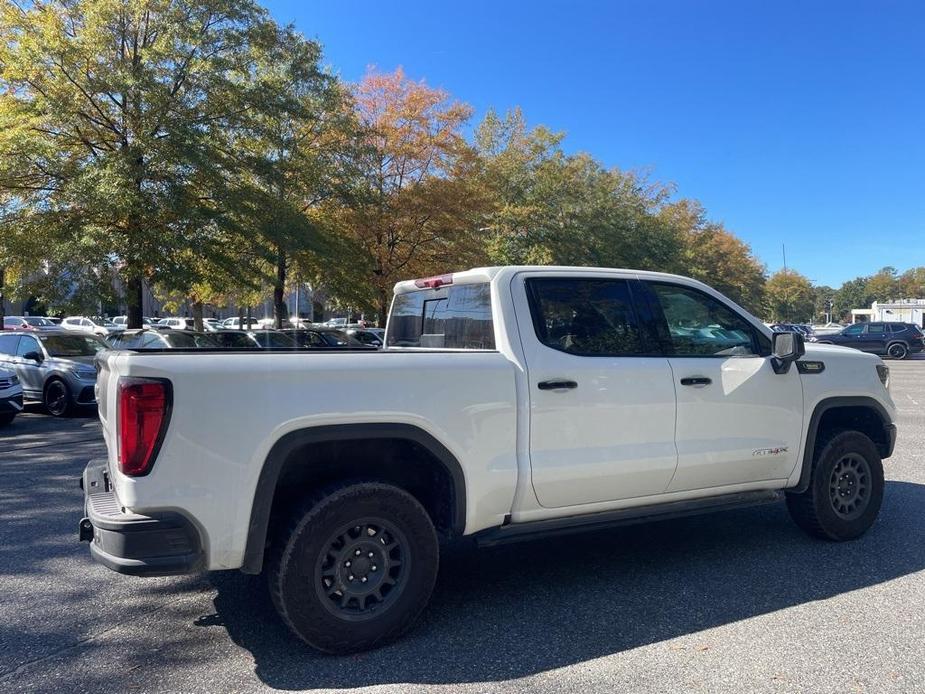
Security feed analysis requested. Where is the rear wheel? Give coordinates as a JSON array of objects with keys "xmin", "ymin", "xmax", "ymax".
[
  {"xmin": 786, "ymin": 431, "xmax": 884, "ymax": 541},
  {"xmin": 43, "ymin": 379, "xmax": 72, "ymax": 417},
  {"xmin": 887, "ymin": 342, "xmax": 909, "ymax": 360},
  {"xmin": 267, "ymin": 482, "xmax": 439, "ymax": 654}
]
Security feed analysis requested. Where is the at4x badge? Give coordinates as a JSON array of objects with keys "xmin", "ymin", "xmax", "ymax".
[{"xmin": 753, "ymin": 446, "xmax": 789, "ymax": 457}]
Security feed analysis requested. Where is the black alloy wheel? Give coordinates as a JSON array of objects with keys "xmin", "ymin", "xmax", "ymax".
[
  {"xmin": 887, "ymin": 342, "xmax": 908, "ymax": 360},
  {"xmin": 315, "ymin": 519, "xmax": 410, "ymax": 620},
  {"xmin": 828, "ymin": 453, "xmax": 872, "ymax": 520},
  {"xmin": 44, "ymin": 379, "xmax": 71, "ymax": 417}
]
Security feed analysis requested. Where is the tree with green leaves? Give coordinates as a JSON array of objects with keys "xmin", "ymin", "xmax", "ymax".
[
  {"xmin": 0, "ymin": 0, "xmax": 337, "ymax": 328},
  {"xmin": 765, "ymin": 269, "xmax": 815, "ymax": 322},
  {"xmin": 866, "ymin": 266, "xmax": 900, "ymax": 302},
  {"xmin": 812, "ymin": 285, "xmax": 836, "ymax": 322},
  {"xmin": 898, "ymin": 267, "xmax": 925, "ymax": 298},
  {"xmin": 833, "ymin": 277, "xmax": 874, "ymax": 320},
  {"xmin": 658, "ymin": 199, "xmax": 766, "ymax": 314},
  {"xmin": 228, "ymin": 35, "xmax": 358, "ymax": 328},
  {"xmin": 475, "ymin": 108, "xmax": 683, "ymax": 272}
]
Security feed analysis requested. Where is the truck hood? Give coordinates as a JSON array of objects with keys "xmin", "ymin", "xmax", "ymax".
[{"xmin": 803, "ymin": 342, "xmax": 882, "ymax": 363}]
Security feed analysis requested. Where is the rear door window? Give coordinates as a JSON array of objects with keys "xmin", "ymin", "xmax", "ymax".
[
  {"xmin": 868, "ymin": 324, "xmax": 885, "ymax": 336},
  {"xmin": 387, "ymin": 283, "xmax": 495, "ymax": 349},
  {"xmin": 525, "ymin": 278, "xmax": 649, "ymax": 356}
]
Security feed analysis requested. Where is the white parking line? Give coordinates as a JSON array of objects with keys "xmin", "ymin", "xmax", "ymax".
[{"xmin": 907, "ymin": 394, "xmax": 919, "ymax": 406}]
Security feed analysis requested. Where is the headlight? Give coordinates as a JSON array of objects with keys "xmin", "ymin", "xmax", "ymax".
[
  {"xmin": 876, "ymin": 364, "xmax": 890, "ymax": 389},
  {"xmin": 75, "ymin": 369, "xmax": 96, "ymax": 380}
]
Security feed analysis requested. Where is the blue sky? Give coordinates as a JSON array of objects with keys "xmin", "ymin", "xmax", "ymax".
[{"xmin": 263, "ymin": 0, "xmax": 924, "ymax": 288}]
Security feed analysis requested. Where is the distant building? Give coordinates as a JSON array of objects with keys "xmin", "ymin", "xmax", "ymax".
[{"xmin": 852, "ymin": 299, "xmax": 925, "ymax": 327}]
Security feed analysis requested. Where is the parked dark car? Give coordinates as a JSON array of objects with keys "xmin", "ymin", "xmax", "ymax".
[
  {"xmin": 0, "ymin": 330, "xmax": 108, "ymax": 415},
  {"xmin": 247, "ymin": 330, "xmax": 297, "ymax": 349},
  {"xmin": 280, "ymin": 328, "xmax": 364, "ymax": 348},
  {"xmin": 209, "ymin": 330, "xmax": 300, "ymax": 349},
  {"xmin": 816, "ymin": 321, "xmax": 924, "ymax": 359},
  {"xmin": 210, "ymin": 330, "xmax": 261, "ymax": 349},
  {"xmin": 345, "ymin": 327, "xmax": 384, "ymax": 347},
  {"xmin": 107, "ymin": 329, "xmax": 218, "ymax": 350}
]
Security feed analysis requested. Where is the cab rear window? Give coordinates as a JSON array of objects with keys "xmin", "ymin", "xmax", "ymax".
[{"xmin": 387, "ymin": 283, "xmax": 495, "ymax": 349}]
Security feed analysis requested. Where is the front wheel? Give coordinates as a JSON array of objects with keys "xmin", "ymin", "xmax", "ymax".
[
  {"xmin": 887, "ymin": 342, "xmax": 909, "ymax": 360},
  {"xmin": 267, "ymin": 482, "xmax": 439, "ymax": 654},
  {"xmin": 786, "ymin": 431, "xmax": 884, "ymax": 541},
  {"xmin": 43, "ymin": 379, "xmax": 72, "ymax": 417}
]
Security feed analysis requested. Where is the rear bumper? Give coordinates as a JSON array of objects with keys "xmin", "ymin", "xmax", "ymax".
[
  {"xmin": 79, "ymin": 459, "xmax": 204, "ymax": 576},
  {"xmin": 75, "ymin": 385, "xmax": 96, "ymax": 404}
]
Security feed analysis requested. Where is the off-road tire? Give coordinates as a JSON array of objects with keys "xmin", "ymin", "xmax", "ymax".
[
  {"xmin": 786, "ymin": 430, "xmax": 884, "ymax": 541},
  {"xmin": 267, "ymin": 482, "xmax": 439, "ymax": 654}
]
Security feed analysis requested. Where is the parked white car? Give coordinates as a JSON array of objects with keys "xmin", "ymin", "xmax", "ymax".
[
  {"xmin": 155, "ymin": 317, "xmax": 197, "ymax": 330},
  {"xmin": 82, "ymin": 265, "xmax": 897, "ymax": 654},
  {"xmin": 60, "ymin": 316, "xmax": 116, "ymax": 336},
  {"xmin": 220, "ymin": 317, "xmax": 262, "ymax": 330}
]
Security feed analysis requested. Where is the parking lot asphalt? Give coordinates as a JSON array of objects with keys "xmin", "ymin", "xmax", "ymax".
[{"xmin": 1, "ymin": 358, "xmax": 924, "ymax": 694}]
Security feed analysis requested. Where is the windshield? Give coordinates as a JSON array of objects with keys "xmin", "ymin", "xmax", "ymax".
[{"xmin": 39, "ymin": 334, "xmax": 107, "ymax": 357}]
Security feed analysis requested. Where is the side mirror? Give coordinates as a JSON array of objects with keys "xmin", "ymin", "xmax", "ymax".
[
  {"xmin": 23, "ymin": 350, "xmax": 43, "ymax": 362},
  {"xmin": 771, "ymin": 332, "xmax": 804, "ymax": 374}
]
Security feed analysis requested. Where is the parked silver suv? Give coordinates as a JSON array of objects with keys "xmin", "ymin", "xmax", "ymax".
[{"xmin": 0, "ymin": 330, "xmax": 108, "ymax": 416}]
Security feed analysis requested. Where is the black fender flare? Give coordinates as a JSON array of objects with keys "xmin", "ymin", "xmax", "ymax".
[
  {"xmin": 240, "ymin": 423, "xmax": 466, "ymax": 574},
  {"xmin": 791, "ymin": 396, "xmax": 895, "ymax": 494}
]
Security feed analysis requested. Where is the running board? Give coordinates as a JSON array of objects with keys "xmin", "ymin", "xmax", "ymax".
[{"xmin": 475, "ymin": 490, "xmax": 784, "ymax": 547}]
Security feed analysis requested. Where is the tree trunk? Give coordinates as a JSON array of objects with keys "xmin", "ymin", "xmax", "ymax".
[
  {"xmin": 376, "ymin": 287, "xmax": 389, "ymax": 328},
  {"xmin": 127, "ymin": 274, "xmax": 144, "ymax": 329},
  {"xmin": 274, "ymin": 246, "xmax": 288, "ymax": 329},
  {"xmin": 0, "ymin": 268, "xmax": 6, "ymax": 326},
  {"xmin": 192, "ymin": 300, "xmax": 204, "ymax": 332},
  {"xmin": 237, "ymin": 305, "xmax": 245, "ymax": 330}
]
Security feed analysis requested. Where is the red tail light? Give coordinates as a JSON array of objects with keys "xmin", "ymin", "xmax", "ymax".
[
  {"xmin": 117, "ymin": 378, "xmax": 172, "ymax": 476},
  {"xmin": 414, "ymin": 273, "xmax": 453, "ymax": 289}
]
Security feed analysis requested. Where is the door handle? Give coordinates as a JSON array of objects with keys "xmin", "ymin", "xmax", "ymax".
[
  {"xmin": 538, "ymin": 379, "xmax": 578, "ymax": 391},
  {"xmin": 680, "ymin": 376, "xmax": 712, "ymax": 387}
]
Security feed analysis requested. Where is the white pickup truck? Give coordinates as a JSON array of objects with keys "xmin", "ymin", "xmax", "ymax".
[{"xmin": 80, "ymin": 266, "xmax": 897, "ymax": 653}]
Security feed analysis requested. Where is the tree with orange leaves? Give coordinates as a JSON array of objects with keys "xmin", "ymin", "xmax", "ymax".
[{"xmin": 314, "ymin": 68, "xmax": 488, "ymax": 324}]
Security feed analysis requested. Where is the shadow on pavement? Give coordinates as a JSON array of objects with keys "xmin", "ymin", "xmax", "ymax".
[{"xmin": 203, "ymin": 480, "xmax": 925, "ymax": 689}]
